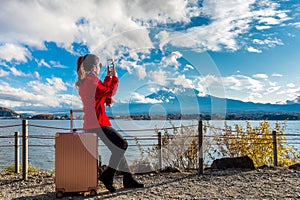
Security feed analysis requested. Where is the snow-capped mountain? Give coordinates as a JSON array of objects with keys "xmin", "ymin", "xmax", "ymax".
[
  {"xmin": 108, "ymin": 89, "xmax": 300, "ymax": 116},
  {"xmin": 286, "ymin": 96, "xmax": 300, "ymax": 104}
]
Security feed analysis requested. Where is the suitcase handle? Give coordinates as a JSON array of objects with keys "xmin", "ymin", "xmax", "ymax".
[{"xmin": 70, "ymin": 109, "xmax": 83, "ymax": 131}]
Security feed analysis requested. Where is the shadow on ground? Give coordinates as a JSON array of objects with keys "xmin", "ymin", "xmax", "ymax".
[{"xmin": 10, "ymin": 173, "xmax": 198, "ymax": 200}]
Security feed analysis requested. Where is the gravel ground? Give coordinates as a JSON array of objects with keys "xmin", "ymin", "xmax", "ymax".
[{"xmin": 1, "ymin": 168, "xmax": 300, "ymax": 200}]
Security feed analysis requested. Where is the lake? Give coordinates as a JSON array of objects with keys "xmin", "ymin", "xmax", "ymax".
[{"xmin": 0, "ymin": 119, "xmax": 300, "ymax": 171}]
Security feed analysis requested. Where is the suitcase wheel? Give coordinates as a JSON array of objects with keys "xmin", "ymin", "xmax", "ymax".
[
  {"xmin": 56, "ymin": 191, "xmax": 63, "ymax": 199},
  {"xmin": 90, "ymin": 189, "xmax": 97, "ymax": 197}
]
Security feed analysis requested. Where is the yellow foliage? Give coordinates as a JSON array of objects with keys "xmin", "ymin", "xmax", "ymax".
[
  {"xmin": 134, "ymin": 120, "xmax": 300, "ymax": 170},
  {"xmin": 207, "ymin": 120, "xmax": 300, "ymax": 167}
]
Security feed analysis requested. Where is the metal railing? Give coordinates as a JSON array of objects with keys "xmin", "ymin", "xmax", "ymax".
[{"xmin": 1, "ymin": 116, "xmax": 300, "ymax": 180}]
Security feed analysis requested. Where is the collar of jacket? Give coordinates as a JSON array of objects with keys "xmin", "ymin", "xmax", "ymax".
[{"xmin": 86, "ymin": 71, "xmax": 98, "ymax": 77}]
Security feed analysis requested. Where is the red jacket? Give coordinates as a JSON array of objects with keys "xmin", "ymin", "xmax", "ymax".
[{"xmin": 78, "ymin": 72, "xmax": 119, "ymax": 129}]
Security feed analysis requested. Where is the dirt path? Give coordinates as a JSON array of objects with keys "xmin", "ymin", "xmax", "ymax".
[{"xmin": 1, "ymin": 168, "xmax": 300, "ymax": 199}]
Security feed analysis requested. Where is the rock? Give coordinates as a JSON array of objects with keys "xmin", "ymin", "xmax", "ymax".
[
  {"xmin": 288, "ymin": 163, "xmax": 300, "ymax": 170},
  {"xmin": 160, "ymin": 166, "xmax": 182, "ymax": 173},
  {"xmin": 257, "ymin": 165, "xmax": 275, "ymax": 170},
  {"xmin": 131, "ymin": 161, "xmax": 156, "ymax": 174},
  {"xmin": 211, "ymin": 156, "xmax": 255, "ymax": 170}
]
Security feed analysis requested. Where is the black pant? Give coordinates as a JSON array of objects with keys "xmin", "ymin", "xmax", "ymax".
[{"xmin": 88, "ymin": 126, "xmax": 130, "ymax": 172}]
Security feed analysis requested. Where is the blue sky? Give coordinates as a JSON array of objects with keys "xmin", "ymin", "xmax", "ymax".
[{"xmin": 0, "ymin": 0, "xmax": 300, "ymax": 113}]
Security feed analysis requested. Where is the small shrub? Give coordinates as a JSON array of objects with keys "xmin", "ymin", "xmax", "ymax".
[
  {"xmin": 208, "ymin": 120, "xmax": 300, "ymax": 167},
  {"xmin": 134, "ymin": 120, "xmax": 300, "ymax": 170},
  {"xmin": 2, "ymin": 164, "xmax": 54, "ymax": 176},
  {"xmin": 135, "ymin": 121, "xmax": 208, "ymax": 170}
]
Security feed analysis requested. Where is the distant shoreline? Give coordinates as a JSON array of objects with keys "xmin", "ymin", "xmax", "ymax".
[{"xmin": 1, "ymin": 112, "xmax": 300, "ymax": 121}]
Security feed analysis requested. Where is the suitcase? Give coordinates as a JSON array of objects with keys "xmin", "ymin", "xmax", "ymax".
[{"xmin": 55, "ymin": 132, "xmax": 98, "ymax": 198}]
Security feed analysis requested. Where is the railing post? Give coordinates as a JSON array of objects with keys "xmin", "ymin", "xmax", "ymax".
[
  {"xmin": 157, "ymin": 131, "xmax": 162, "ymax": 171},
  {"xmin": 198, "ymin": 120, "xmax": 204, "ymax": 175},
  {"xmin": 70, "ymin": 110, "xmax": 73, "ymax": 132},
  {"xmin": 272, "ymin": 130, "xmax": 278, "ymax": 167},
  {"xmin": 14, "ymin": 132, "xmax": 20, "ymax": 173},
  {"xmin": 22, "ymin": 120, "xmax": 28, "ymax": 180}
]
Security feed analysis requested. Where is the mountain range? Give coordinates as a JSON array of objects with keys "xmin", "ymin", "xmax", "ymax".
[
  {"xmin": 107, "ymin": 88, "xmax": 300, "ymax": 116},
  {"xmin": 1, "ymin": 88, "xmax": 300, "ymax": 119}
]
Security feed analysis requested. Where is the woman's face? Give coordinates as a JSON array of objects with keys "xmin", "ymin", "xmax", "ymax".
[{"xmin": 94, "ymin": 62, "xmax": 101, "ymax": 74}]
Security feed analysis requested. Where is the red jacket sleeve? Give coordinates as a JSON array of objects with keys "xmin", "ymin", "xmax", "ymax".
[
  {"xmin": 103, "ymin": 76, "xmax": 112, "ymax": 86},
  {"xmin": 95, "ymin": 76, "xmax": 119, "ymax": 98}
]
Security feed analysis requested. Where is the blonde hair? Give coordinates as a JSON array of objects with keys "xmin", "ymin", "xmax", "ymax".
[{"xmin": 75, "ymin": 54, "xmax": 100, "ymax": 87}]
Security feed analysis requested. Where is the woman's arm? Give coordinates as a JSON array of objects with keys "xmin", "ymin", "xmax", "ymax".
[
  {"xmin": 103, "ymin": 67, "xmax": 118, "ymax": 96},
  {"xmin": 95, "ymin": 77, "xmax": 119, "ymax": 98}
]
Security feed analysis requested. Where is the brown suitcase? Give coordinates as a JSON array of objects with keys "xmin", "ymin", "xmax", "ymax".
[{"xmin": 55, "ymin": 132, "xmax": 98, "ymax": 198}]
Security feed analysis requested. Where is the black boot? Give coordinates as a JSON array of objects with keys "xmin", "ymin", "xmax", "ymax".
[
  {"xmin": 99, "ymin": 167, "xmax": 116, "ymax": 193},
  {"xmin": 123, "ymin": 173, "xmax": 144, "ymax": 189}
]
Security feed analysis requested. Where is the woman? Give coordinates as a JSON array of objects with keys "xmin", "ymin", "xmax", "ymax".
[{"xmin": 76, "ymin": 54, "xmax": 144, "ymax": 193}]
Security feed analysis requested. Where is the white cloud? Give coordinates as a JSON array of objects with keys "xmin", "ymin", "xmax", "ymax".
[
  {"xmin": 0, "ymin": 0, "xmax": 150, "ymax": 58},
  {"xmin": 125, "ymin": 0, "xmax": 199, "ymax": 25},
  {"xmin": 258, "ymin": 17, "xmax": 281, "ymax": 25},
  {"xmin": 0, "ymin": 69, "xmax": 9, "ymax": 77},
  {"xmin": 249, "ymin": 92, "xmax": 263, "ymax": 101},
  {"xmin": 0, "ymin": 43, "xmax": 31, "ymax": 62},
  {"xmin": 49, "ymin": 61, "xmax": 68, "ymax": 69},
  {"xmin": 0, "ymin": 0, "xmax": 293, "ymax": 62},
  {"xmin": 28, "ymin": 77, "xmax": 67, "ymax": 97},
  {"xmin": 130, "ymin": 92, "xmax": 162, "ymax": 104},
  {"xmin": 37, "ymin": 59, "xmax": 51, "ymax": 68},
  {"xmin": 149, "ymin": 69, "xmax": 168, "ymax": 85},
  {"xmin": 183, "ymin": 64, "xmax": 194, "ymax": 71},
  {"xmin": 10, "ymin": 67, "xmax": 30, "ymax": 77},
  {"xmin": 0, "ymin": 81, "xmax": 46, "ymax": 107},
  {"xmin": 222, "ymin": 75, "xmax": 264, "ymax": 92},
  {"xmin": 155, "ymin": 30, "xmax": 170, "ymax": 50},
  {"xmin": 118, "ymin": 57, "xmax": 147, "ymax": 79},
  {"xmin": 128, "ymin": 51, "xmax": 139, "ymax": 61},
  {"xmin": 46, "ymin": 77, "xmax": 68, "ymax": 91},
  {"xmin": 272, "ymin": 73, "xmax": 283, "ymax": 77},
  {"xmin": 135, "ymin": 66, "xmax": 147, "ymax": 80},
  {"xmin": 291, "ymin": 22, "xmax": 300, "ymax": 28},
  {"xmin": 277, "ymin": 87, "xmax": 300, "ymax": 99},
  {"xmin": 267, "ymin": 86, "xmax": 281, "ymax": 93},
  {"xmin": 253, "ymin": 38, "xmax": 283, "ymax": 48},
  {"xmin": 287, "ymin": 83, "xmax": 296, "ymax": 88},
  {"xmin": 119, "ymin": 59, "xmax": 134, "ymax": 74},
  {"xmin": 198, "ymin": 75, "xmax": 221, "ymax": 88},
  {"xmin": 253, "ymin": 73, "xmax": 268, "ymax": 79},
  {"xmin": 195, "ymin": 83, "xmax": 206, "ymax": 97},
  {"xmin": 268, "ymin": 81, "xmax": 277, "ymax": 87},
  {"xmin": 0, "ymin": 76, "xmax": 71, "ymax": 109},
  {"xmin": 255, "ymin": 25, "xmax": 272, "ymax": 30},
  {"xmin": 173, "ymin": 74, "xmax": 193, "ymax": 88},
  {"xmin": 253, "ymin": 1, "xmax": 292, "ymax": 24},
  {"xmin": 34, "ymin": 71, "xmax": 41, "ymax": 79},
  {"xmin": 157, "ymin": 0, "xmax": 291, "ymax": 53},
  {"xmin": 197, "ymin": 73, "xmax": 298, "ymax": 103},
  {"xmin": 162, "ymin": 51, "xmax": 182, "ymax": 70},
  {"xmin": 247, "ymin": 47, "xmax": 262, "ymax": 53},
  {"xmin": 0, "ymin": 0, "xmax": 296, "ymax": 107},
  {"xmin": 0, "ymin": 0, "xmax": 200, "ymax": 60},
  {"xmin": 37, "ymin": 59, "xmax": 69, "ymax": 69}
]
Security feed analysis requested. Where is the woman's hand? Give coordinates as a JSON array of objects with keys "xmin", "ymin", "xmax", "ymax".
[
  {"xmin": 107, "ymin": 68, "xmax": 117, "ymax": 77},
  {"xmin": 111, "ymin": 68, "xmax": 117, "ymax": 77},
  {"xmin": 105, "ymin": 97, "xmax": 114, "ymax": 107}
]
